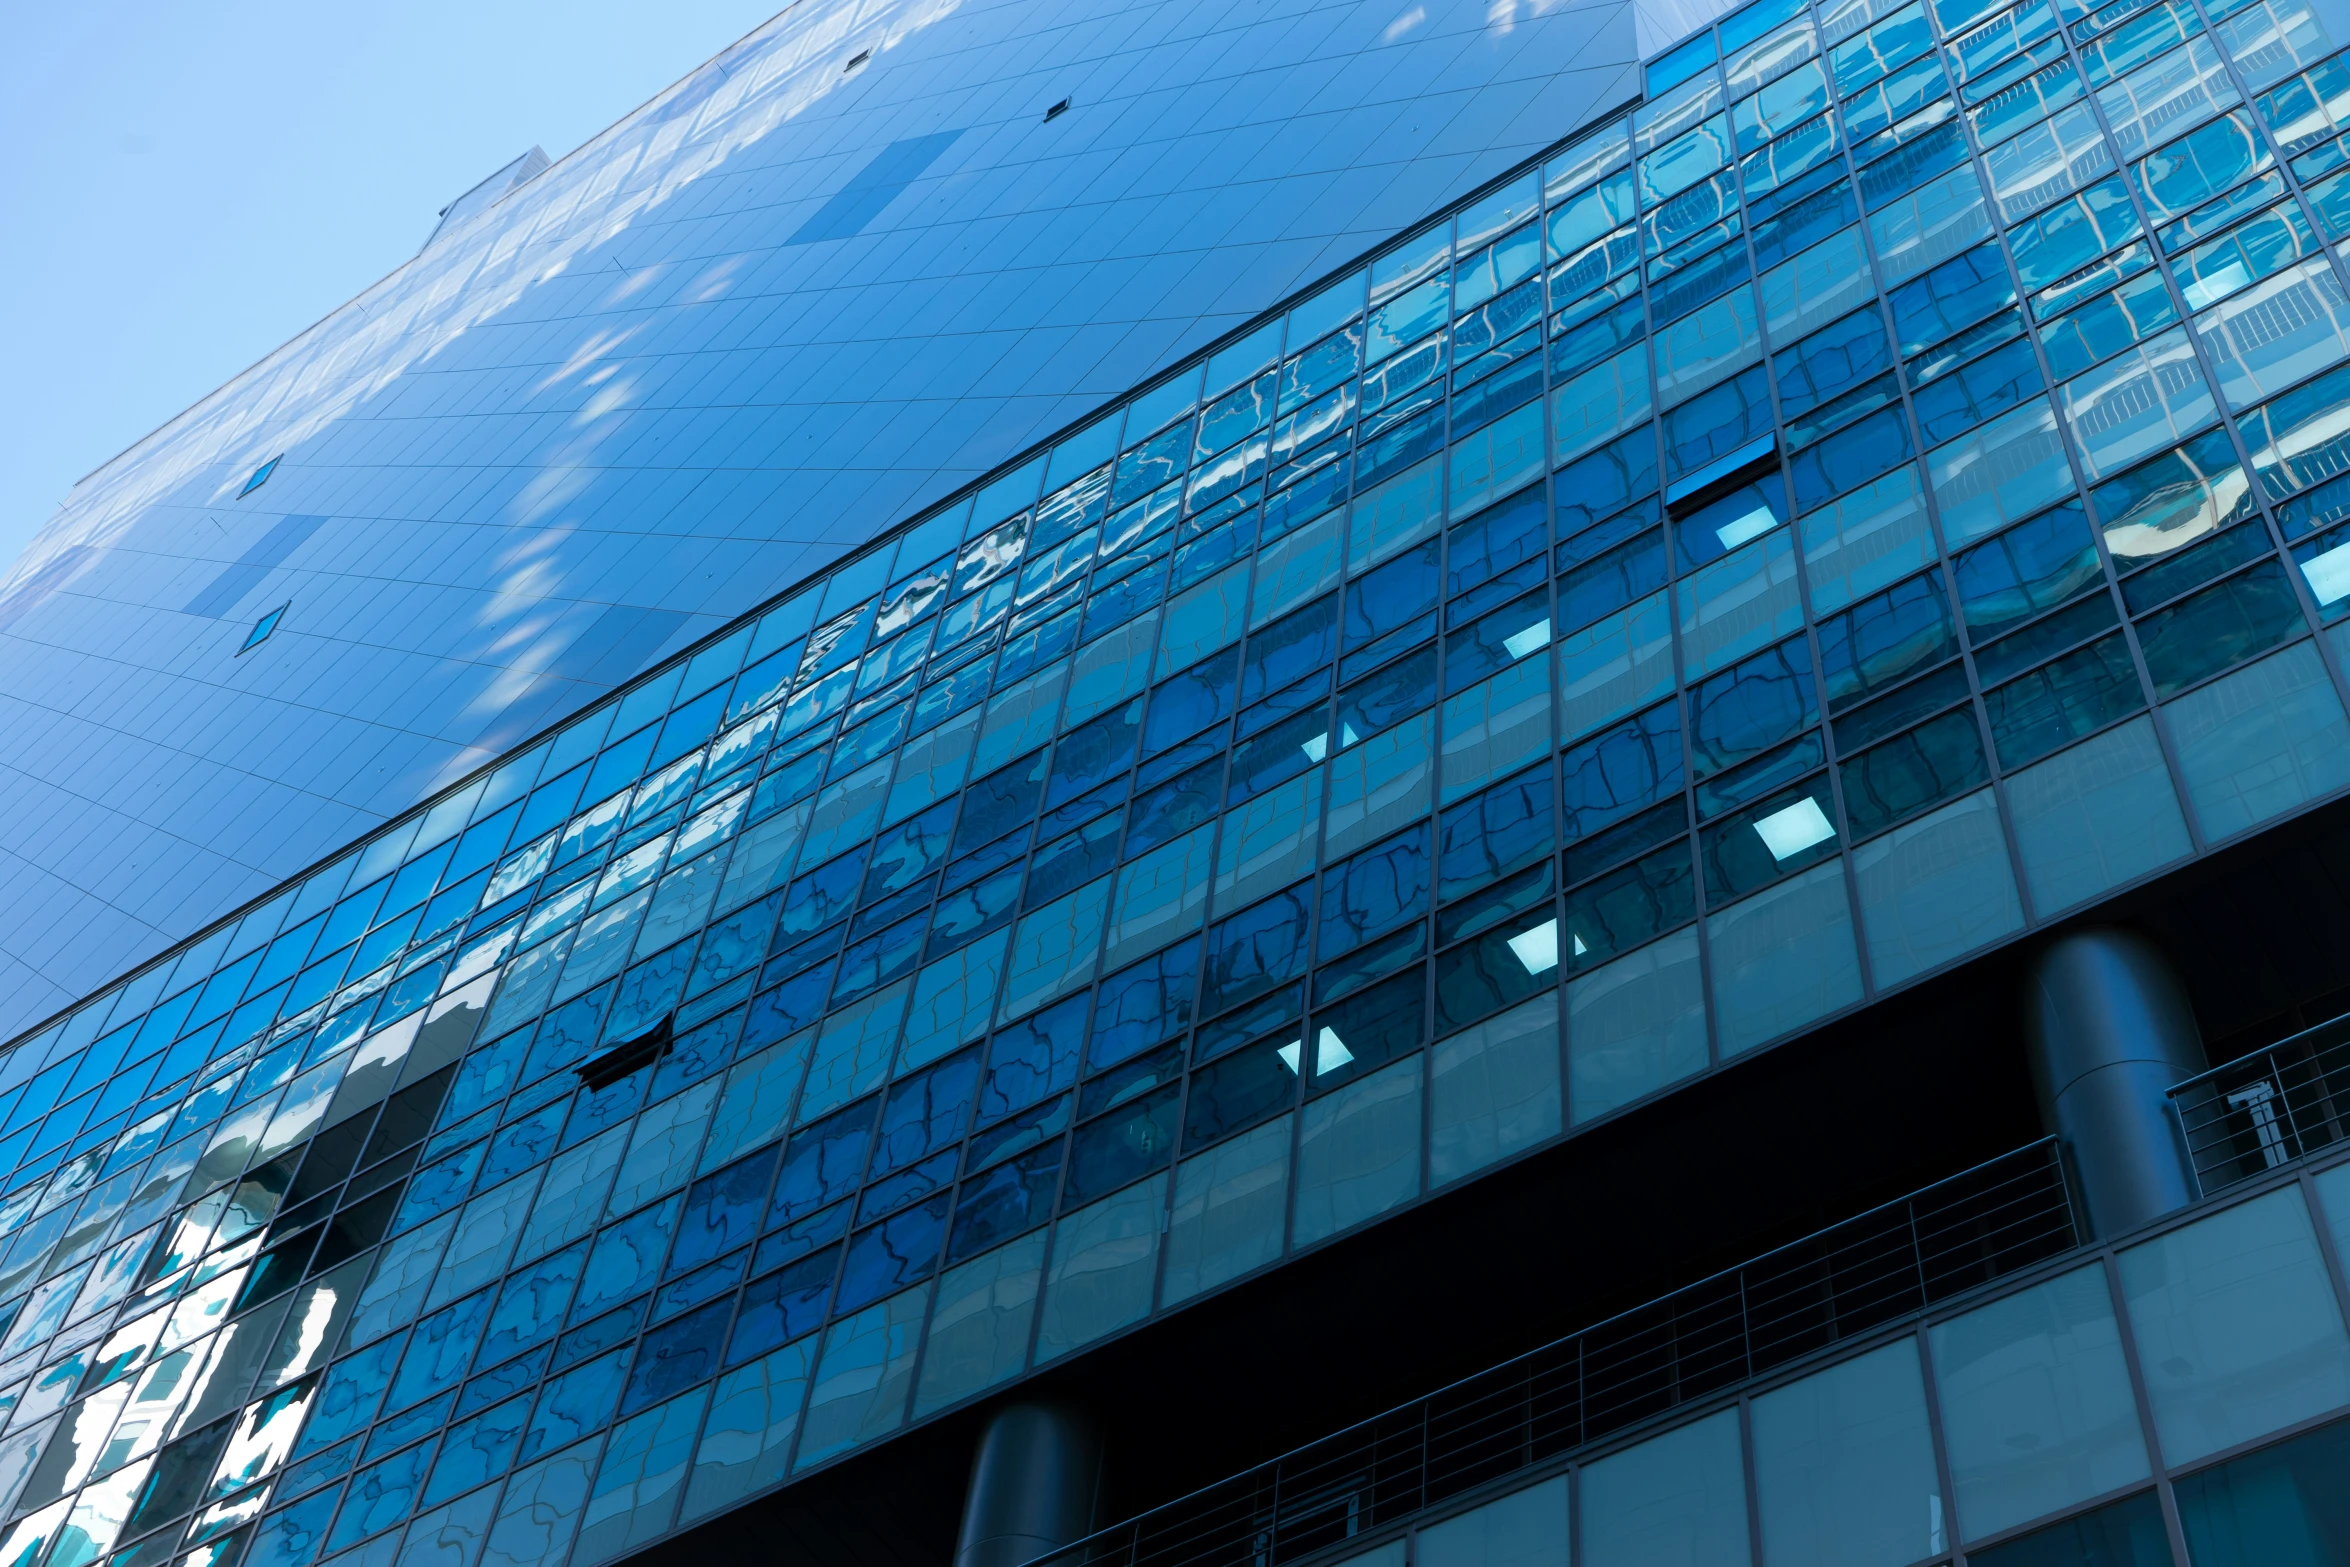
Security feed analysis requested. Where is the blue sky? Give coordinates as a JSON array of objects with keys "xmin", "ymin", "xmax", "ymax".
[{"xmin": 0, "ymin": 0, "xmax": 785, "ymax": 575}]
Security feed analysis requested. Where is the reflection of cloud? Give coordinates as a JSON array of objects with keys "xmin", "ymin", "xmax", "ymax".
[
  {"xmin": 1, "ymin": 0, "xmax": 965, "ymax": 616},
  {"xmin": 1384, "ymin": 5, "xmax": 1427, "ymax": 40},
  {"xmin": 1487, "ymin": 0, "xmax": 1571, "ymax": 30}
]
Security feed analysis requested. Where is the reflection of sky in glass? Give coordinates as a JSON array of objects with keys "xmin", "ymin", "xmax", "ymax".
[{"xmin": 0, "ymin": 0, "xmax": 1659, "ymax": 1038}]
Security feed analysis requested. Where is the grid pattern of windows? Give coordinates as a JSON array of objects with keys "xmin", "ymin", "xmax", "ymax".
[
  {"xmin": 1181, "ymin": 1154, "xmax": 2350, "ymax": 1567},
  {"xmin": 5, "ymin": 0, "xmax": 2350, "ymax": 1562}
]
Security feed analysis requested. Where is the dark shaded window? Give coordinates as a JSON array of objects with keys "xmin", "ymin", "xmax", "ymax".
[
  {"xmin": 622, "ymin": 1300, "xmax": 730, "ymax": 1416},
  {"xmin": 1833, "ymin": 662, "xmax": 1971, "ymax": 753},
  {"xmin": 1201, "ymin": 886, "xmax": 1312, "ymax": 1017},
  {"xmin": 981, "ymin": 993, "xmax": 1086, "ymax": 1122},
  {"xmin": 1970, "ymin": 1490, "xmax": 2171, "ymax": 1567},
  {"xmin": 1839, "ymin": 708, "xmax": 1989, "ymax": 837},
  {"xmin": 1243, "ymin": 595, "xmax": 1339, "ymax": 707},
  {"xmin": 1985, "ymin": 635, "xmax": 2145, "ymax": 768},
  {"xmin": 1046, "ymin": 698, "xmax": 1142, "ymax": 808},
  {"xmin": 1065, "ymin": 1084, "xmax": 1181, "ymax": 1202},
  {"xmin": 1435, "ymin": 906, "xmax": 1558, "ymax": 1034},
  {"xmin": 1335, "ymin": 646, "xmax": 1437, "ymax": 742},
  {"xmin": 1344, "ymin": 537, "xmax": 1441, "ymax": 655},
  {"xmin": 1750, "ymin": 176, "xmax": 1856, "ymax": 270},
  {"xmin": 1448, "ymin": 483, "xmax": 1549, "ymax": 605},
  {"xmin": 688, "ymin": 891, "xmax": 780, "ymax": 997},
  {"xmin": 1444, "ymin": 591, "xmax": 1552, "ymax": 696},
  {"xmin": 1774, "ymin": 307, "xmax": 1893, "ymax": 418},
  {"xmin": 834, "ymin": 1193, "xmax": 948, "ymax": 1314},
  {"xmin": 1087, "ymin": 941, "xmax": 1201, "ymax": 1071},
  {"xmin": 862, "ymin": 799, "xmax": 957, "ymax": 905},
  {"xmin": 1663, "ymin": 365, "xmax": 1773, "ymax": 481},
  {"xmin": 2136, "ymin": 560, "xmax": 2304, "ymax": 697},
  {"xmin": 776, "ymin": 846, "xmax": 871, "ymax": 944},
  {"xmin": 948, "ymin": 1143, "xmax": 1063, "ymax": 1262},
  {"xmin": 2121, "ymin": 520, "xmax": 2275, "ymax": 615},
  {"xmin": 925, "ymin": 866, "xmax": 1021, "ymax": 959},
  {"xmin": 1818, "ymin": 571, "xmax": 1954, "ymax": 709},
  {"xmin": 954, "ymin": 750, "xmax": 1050, "ymax": 855},
  {"xmin": 1318, "ymin": 826, "xmax": 1430, "ymax": 959},
  {"xmin": 1558, "ymin": 513, "xmax": 1667, "ymax": 635},
  {"xmin": 1910, "ymin": 335, "xmax": 2042, "ymax": 445},
  {"xmin": 1310, "ymin": 966, "xmax": 1425, "ymax": 1093},
  {"xmin": 1690, "ymin": 639, "xmax": 1817, "ymax": 778},
  {"xmin": 872, "ymin": 1049, "xmax": 979, "ymax": 1174},
  {"xmin": 726, "ymin": 1247, "xmax": 838, "ymax": 1367},
  {"xmin": 1554, "ymin": 427, "xmax": 1661, "ymax": 536},
  {"xmin": 1125, "ymin": 759, "xmax": 1223, "ymax": 856},
  {"xmin": 1789, "ymin": 404, "xmax": 1913, "ymax": 513},
  {"xmin": 1183, "ymin": 1041, "xmax": 1296, "ymax": 1151},
  {"xmin": 1700, "ymin": 776, "xmax": 1840, "ymax": 901},
  {"xmin": 1954, "ymin": 504, "xmax": 2103, "ymax": 638},
  {"xmin": 1562, "ymin": 703, "xmax": 1685, "ymax": 842},
  {"xmin": 1227, "ymin": 707, "xmax": 1326, "ymax": 804},
  {"xmin": 1026, "ymin": 815, "xmax": 1121, "ymax": 910},
  {"xmin": 1564, "ymin": 843, "xmax": 1694, "ymax": 970},
  {"xmin": 769, "ymin": 1100, "xmax": 877, "ymax": 1226},
  {"xmin": 1886, "ymin": 241, "xmax": 2016, "ymax": 355},
  {"xmin": 1438, "ymin": 762, "xmax": 1555, "ymax": 902},
  {"xmin": 1144, "ymin": 647, "xmax": 1240, "ymax": 753}
]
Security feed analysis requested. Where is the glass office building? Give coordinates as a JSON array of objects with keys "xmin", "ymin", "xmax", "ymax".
[{"xmin": 8, "ymin": 0, "xmax": 2350, "ymax": 1563}]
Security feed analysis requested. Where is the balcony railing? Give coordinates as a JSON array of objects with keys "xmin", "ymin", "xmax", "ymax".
[
  {"xmin": 2171, "ymin": 1013, "xmax": 2350, "ymax": 1195},
  {"xmin": 1025, "ymin": 1140, "xmax": 2077, "ymax": 1567}
]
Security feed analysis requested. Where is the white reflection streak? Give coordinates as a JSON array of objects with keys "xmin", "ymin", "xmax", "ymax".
[{"xmin": 0, "ymin": 0, "xmax": 966, "ymax": 610}]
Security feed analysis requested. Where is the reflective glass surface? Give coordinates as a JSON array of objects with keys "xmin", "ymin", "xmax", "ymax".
[{"xmin": 6, "ymin": 0, "xmax": 2350, "ymax": 1559}]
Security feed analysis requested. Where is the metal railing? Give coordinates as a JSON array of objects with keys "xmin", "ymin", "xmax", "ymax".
[
  {"xmin": 1027, "ymin": 1141, "xmax": 2077, "ymax": 1567},
  {"xmin": 2171, "ymin": 1013, "xmax": 2350, "ymax": 1195}
]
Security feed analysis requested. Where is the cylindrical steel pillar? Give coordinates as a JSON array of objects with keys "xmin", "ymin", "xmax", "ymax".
[
  {"xmin": 952, "ymin": 1402, "xmax": 1103, "ymax": 1567},
  {"xmin": 2023, "ymin": 927, "xmax": 2207, "ymax": 1239}
]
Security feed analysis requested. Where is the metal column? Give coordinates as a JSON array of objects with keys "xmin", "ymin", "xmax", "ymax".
[
  {"xmin": 952, "ymin": 1402, "xmax": 1104, "ymax": 1567},
  {"xmin": 2023, "ymin": 927, "xmax": 2207, "ymax": 1238}
]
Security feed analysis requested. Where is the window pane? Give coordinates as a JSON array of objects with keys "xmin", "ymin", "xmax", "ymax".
[
  {"xmin": 1415, "ymin": 1474, "xmax": 1565, "ymax": 1567},
  {"xmin": 1033, "ymin": 1175, "xmax": 1166, "ymax": 1362},
  {"xmin": 1429, "ymin": 993, "xmax": 1561, "ymax": 1185},
  {"xmin": 2117, "ymin": 1185, "xmax": 2350, "ymax": 1464},
  {"xmin": 1751, "ymin": 1339, "xmax": 1945, "ymax": 1567},
  {"xmin": 2003, "ymin": 716, "xmax": 2191, "ymax": 913},
  {"xmin": 1160, "ymin": 1114, "xmax": 1291, "ymax": 1305},
  {"xmin": 1965, "ymin": 1490, "xmax": 2171, "ymax": 1567},
  {"xmin": 910, "ymin": 1230, "xmax": 1043, "ymax": 1416},
  {"xmin": 1579, "ymin": 1409, "xmax": 1751, "ymax": 1567},
  {"xmin": 1930, "ymin": 1266, "xmax": 2150, "ymax": 1542},
  {"xmin": 2173, "ymin": 1414, "xmax": 2350, "ymax": 1566},
  {"xmin": 1707, "ymin": 859, "xmax": 1862, "ymax": 1054},
  {"xmin": 2166, "ymin": 641, "xmax": 2350, "ymax": 841},
  {"xmin": 1565, "ymin": 926, "xmax": 1709, "ymax": 1124},
  {"xmin": 1292, "ymin": 1054, "xmax": 1422, "ymax": 1245},
  {"xmin": 1853, "ymin": 788, "xmax": 2022, "ymax": 985}
]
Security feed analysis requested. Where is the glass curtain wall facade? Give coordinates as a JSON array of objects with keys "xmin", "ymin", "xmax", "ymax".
[
  {"xmin": 8, "ymin": 0, "xmax": 2350, "ymax": 1563},
  {"xmin": 1222, "ymin": 1150, "xmax": 2350, "ymax": 1567}
]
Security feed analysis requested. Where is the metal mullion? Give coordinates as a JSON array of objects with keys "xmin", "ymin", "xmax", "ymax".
[
  {"xmin": 2096, "ymin": 1246, "xmax": 2199, "ymax": 1567},
  {"xmin": 1555, "ymin": 132, "xmax": 1716, "ymax": 1065},
  {"xmin": 2056, "ymin": 0, "xmax": 2346, "ymax": 693},
  {"xmin": 1910, "ymin": 1324, "xmax": 1963, "ymax": 1563},
  {"xmin": 1526, "ymin": 158, "xmax": 1583, "ymax": 1105},
  {"xmin": 1929, "ymin": 20, "xmax": 2219, "ymax": 857},
  {"xmin": 1804, "ymin": 63, "xmax": 2015, "ymax": 960},
  {"xmin": 2160, "ymin": 0, "xmax": 2350, "ymax": 716},
  {"xmin": 1724, "ymin": 80, "xmax": 1886, "ymax": 1003}
]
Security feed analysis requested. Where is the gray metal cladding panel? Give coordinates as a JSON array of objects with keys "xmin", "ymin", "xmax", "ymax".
[{"xmin": 0, "ymin": 0, "xmax": 1655, "ymax": 1041}]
